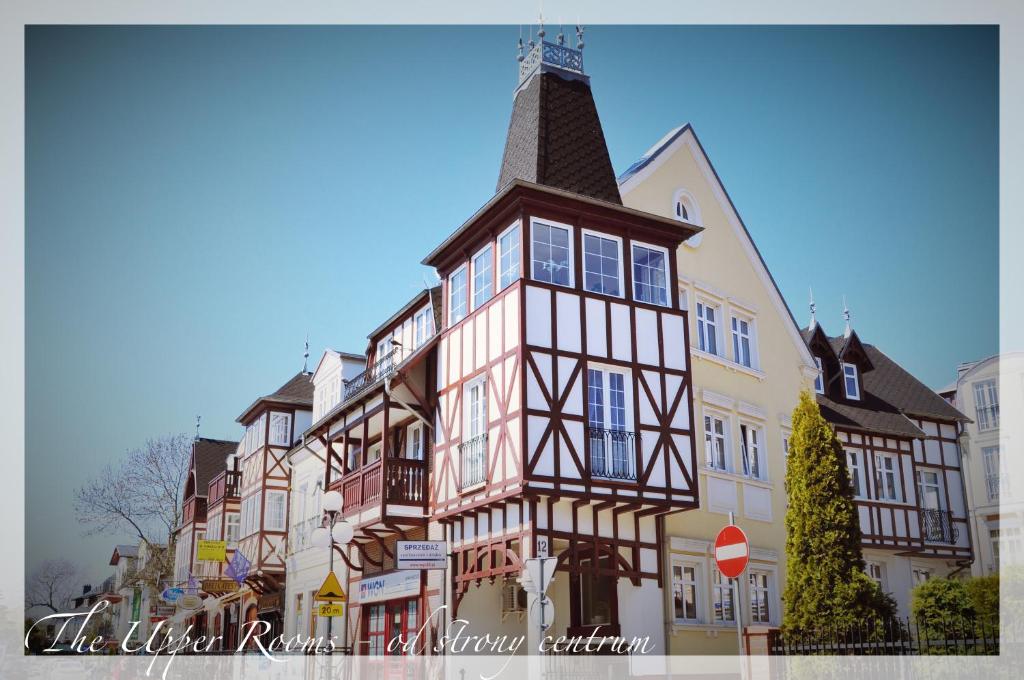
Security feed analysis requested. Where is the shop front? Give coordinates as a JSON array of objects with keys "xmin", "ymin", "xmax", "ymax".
[{"xmin": 355, "ymin": 570, "xmax": 423, "ymax": 656}]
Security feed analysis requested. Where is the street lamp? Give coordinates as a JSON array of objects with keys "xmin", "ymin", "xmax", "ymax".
[{"xmin": 311, "ymin": 490, "xmax": 353, "ymax": 655}]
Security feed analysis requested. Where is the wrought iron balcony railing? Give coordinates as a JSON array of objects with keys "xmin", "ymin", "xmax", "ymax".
[
  {"xmin": 921, "ymin": 508, "xmax": 959, "ymax": 544},
  {"xmin": 459, "ymin": 433, "xmax": 488, "ymax": 489},
  {"xmin": 342, "ymin": 348, "xmax": 400, "ymax": 401},
  {"xmin": 519, "ymin": 40, "xmax": 584, "ymax": 85},
  {"xmin": 587, "ymin": 428, "xmax": 638, "ymax": 481}
]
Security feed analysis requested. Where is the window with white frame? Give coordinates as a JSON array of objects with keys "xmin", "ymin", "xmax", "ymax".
[
  {"xmin": 731, "ymin": 315, "xmax": 755, "ymax": 368},
  {"xmin": 874, "ymin": 454, "xmax": 900, "ymax": 501},
  {"xmin": 704, "ymin": 413, "xmax": 729, "ymax": 471},
  {"xmin": 712, "ymin": 569, "xmax": 735, "ymax": 623},
  {"xmin": 912, "ymin": 568, "xmax": 931, "ymax": 585},
  {"xmin": 582, "ymin": 232, "xmax": 622, "ymax": 297},
  {"xmin": 207, "ymin": 518, "xmax": 221, "ymax": 541},
  {"xmin": 472, "ymin": 245, "xmax": 494, "ymax": 310},
  {"xmin": 843, "ymin": 363, "xmax": 860, "ymax": 400},
  {"xmin": 671, "ymin": 561, "xmax": 700, "ymax": 623},
  {"xmin": 269, "ymin": 412, "xmax": 291, "ymax": 446},
  {"xmin": 225, "ymin": 512, "xmax": 240, "ymax": 545},
  {"xmin": 265, "ymin": 490, "xmax": 287, "ymax": 532},
  {"xmin": 748, "ymin": 571, "xmax": 771, "ymax": 624},
  {"xmin": 587, "ymin": 366, "xmax": 632, "ymax": 479},
  {"xmin": 461, "ymin": 376, "xmax": 488, "ymax": 488},
  {"xmin": 241, "ymin": 494, "xmax": 261, "ymax": 538},
  {"xmin": 498, "ymin": 224, "xmax": 520, "ymax": 290},
  {"xmin": 814, "ymin": 357, "xmax": 825, "ymax": 394},
  {"xmin": 449, "ymin": 266, "xmax": 468, "ymax": 324},
  {"xmin": 531, "ymin": 221, "xmax": 572, "ymax": 286},
  {"xmin": 866, "ymin": 562, "xmax": 886, "ymax": 591},
  {"xmin": 917, "ymin": 469, "xmax": 943, "ymax": 510},
  {"xmin": 983, "ymin": 445, "xmax": 1005, "ymax": 500},
  {"xmin": 377, "ymin": 336, "xmax": 393, "ymax": 363},
  {"xmin": 631, "ymin": 243, "xmax": 669, "ymax": 306},
  {"xmin": 782, "ymin": 430, "xmax": 791, "ymax": 458},
  {"xmin": 696, "ymin": 301, "xmax": 720, "ymax": 355},
  {"xmin": 407, "ymin": 424, "xmax": 423, "ymax": 460},
  {"xmin": 740, "ymin": 423, "xmax": 765, "ymax": 480},
  {"xmin": 973, "ymin": 379, "xmax": 999, "ymax": 431},
  {"xmin": 414, "ymin": 306, "xmax": 433, "ymax": 349},
  {"xmin": 846, "ymin": 450, "xmax": 864, "ymax": 498}
]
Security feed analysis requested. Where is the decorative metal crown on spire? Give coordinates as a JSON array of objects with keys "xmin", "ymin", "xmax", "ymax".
[
  {"xmin": 843, "ymin": 296, "xmax": 852, "ymax": 337},
  {"xmin": 195, "ymin": 415, "xmax": 201, "ymax": 440},
  {"xmin": 517, "ymin": 17, "xmax": 586, "ymax": 87},
  {"xmin": 809, "ymin": 287, "xmax": 817, "ymax": 327},
  {"xmin": 303, "ymin": 334, "xmax": 310, "ymax": 374}
]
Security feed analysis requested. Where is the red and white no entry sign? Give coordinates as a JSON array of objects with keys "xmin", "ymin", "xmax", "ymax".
[{"xmin": 714, "ymin": 524, "xmax": 749, "ymax": 579}]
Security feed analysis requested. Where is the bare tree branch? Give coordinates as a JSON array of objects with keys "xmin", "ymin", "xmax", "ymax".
[
  {"xmin": 74, "ymin": 433, "xmax": 192, "ymax": 547},
  {"xmin": 25, "ymin": 559, "xmax": 81, "ymax": 613}
]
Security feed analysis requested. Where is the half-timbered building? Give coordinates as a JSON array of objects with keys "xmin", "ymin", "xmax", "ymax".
[{"xmin": 803, "ymin": 318, "xmax": 972, "ymax": 615}]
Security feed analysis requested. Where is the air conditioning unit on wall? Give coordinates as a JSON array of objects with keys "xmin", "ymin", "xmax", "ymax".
[{"xmin": 501, "ymin": 580, "xmax": 527, "ymax": 621}]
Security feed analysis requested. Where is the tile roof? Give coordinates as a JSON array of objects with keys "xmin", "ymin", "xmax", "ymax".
[
  {"xmin": 497, "ymin": 71, "xmax": 622, "ymax": 204},
  {"xmin": 236, "ymin": 371, "xmax": 314, "ymax": 423},
  {"xmin": 193, "ymin": 437, "xmax": 238, "ymax": 496}
]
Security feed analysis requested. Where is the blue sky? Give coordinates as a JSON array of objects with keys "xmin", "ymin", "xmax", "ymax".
[{"xmin": 26, "ymin": 25, "xmax": 997, "ymax": 582}]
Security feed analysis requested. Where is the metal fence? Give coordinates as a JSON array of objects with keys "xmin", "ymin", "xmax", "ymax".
[{"xmin": 770, "ymin": 615, "xmax": 999, "ymax": 655}]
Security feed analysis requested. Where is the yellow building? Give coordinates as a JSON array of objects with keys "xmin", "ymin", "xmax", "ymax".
[{"xmin": 618, "ymin": 125, "xmax": 818, "ymax": 653}]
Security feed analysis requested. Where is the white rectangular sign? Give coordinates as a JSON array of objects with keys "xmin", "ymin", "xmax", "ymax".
[
  {"xmin": 356, "ymin": 570, "xmax": 421, "ymax": 605},
  {"xmin": 396, "ymin": 540, "xmax": 448, "ymax": 570}
]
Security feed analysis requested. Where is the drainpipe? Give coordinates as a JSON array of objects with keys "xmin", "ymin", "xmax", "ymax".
[
  {"xmin": 950, "ymin": 423, "xmax": 976, "ymax": 577},
  {"xmin": 659, "ymin": 516, "xmax": 672, "ymax": 654}
]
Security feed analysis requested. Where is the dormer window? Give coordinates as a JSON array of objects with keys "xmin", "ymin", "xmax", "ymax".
[
  {"xmin": 843, "ymin": 362, "xmax": 860, "ymax": 400},
  {"xmin": 814, "ymin": 357, "xmax": 824, "ymax": 394}
]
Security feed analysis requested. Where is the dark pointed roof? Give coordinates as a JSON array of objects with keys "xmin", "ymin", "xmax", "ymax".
[
  {"xmin": 192, "ymin": 437, "xmax": 238, "ymax": 497},
  {"xmin": 236, "ymin": 370, "xmax": 314, "ymax": 423},
  {"xmin": 497, "ymin": 70, "xmax": 622, "ymax": 204}
]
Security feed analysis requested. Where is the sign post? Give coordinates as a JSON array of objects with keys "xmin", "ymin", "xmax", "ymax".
[
  {"xmin": 714, "ymin": 514, "xmax": 749, "ymax": 660},
  {"xmin": 521, "ymin": 552, "xmax": 557, "ymax": 655}
]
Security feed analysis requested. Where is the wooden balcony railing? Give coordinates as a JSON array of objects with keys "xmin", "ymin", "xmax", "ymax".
[
  {"xmin": 182, "ymin": 495, "xmax": 208, "ymax": 525},
  {"xmin": 208, "ymin": 470, "xmax": 241, "ymax": 506},
  {"xmin": 386, "ymin": 458, "xmax": 427, "ymax": 504},
  {"xmin": 337, "ymin": 456, "xmax": 427, "ymax": 516}
]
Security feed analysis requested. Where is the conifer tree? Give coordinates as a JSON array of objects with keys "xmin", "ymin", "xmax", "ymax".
[{"xmin": 782, "ymin": 391, "xmax": 896, "ymax": 635}]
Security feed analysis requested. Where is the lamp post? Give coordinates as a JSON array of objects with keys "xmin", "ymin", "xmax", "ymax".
[{"xmin": 311, "ymin": 490, "xmax": 354, "ymax": 655}]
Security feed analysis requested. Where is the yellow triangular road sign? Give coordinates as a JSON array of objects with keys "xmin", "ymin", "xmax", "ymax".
[{"xmin": 315, "ymin": 571, "xmax": 347, "ymax": 602}]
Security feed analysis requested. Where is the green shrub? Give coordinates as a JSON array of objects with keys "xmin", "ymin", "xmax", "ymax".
[{"xmin": 963, "ymin": 573, "xmax": 998, "ymax": 623}]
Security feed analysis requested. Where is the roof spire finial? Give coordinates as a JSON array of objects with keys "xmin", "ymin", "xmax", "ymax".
[
  {"xmin": 576, "ymin": 23, "xmax": 584, "ymax": 51},
  {"xmin": 843, "ymin": 295, "xmax": 852, "ymax": 338},
  {"xmin": 303, "ymin": 333, "xmax": 310, "ymax": 374},
  {"xmin": 809, "ymin": 286, "xmax": 817, "ymax": 328},
  {"xmin": 195, "ymin": 415, "xmax": 201, "ymax": 440}
]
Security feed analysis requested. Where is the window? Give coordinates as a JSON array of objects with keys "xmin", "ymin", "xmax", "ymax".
[
  {"xmin": 696, "ymin": 302, "xmax": 719, "ymax": 355},
  {"xmin": 225, "ymin": 513, "xmax": 240, "ymax": 545},
  {"xmin": 912, "ymin": 568, "xmax": 931, "ymax": 585},
  {"xmin": 740, "ymin": 424, "xmax": 765, "ymax": 480},
  {"xmin": 846, "ymin": 450, "xmax": 864, "ymax": 498},
  {"xmin": 266, "ymin": 491, "xmax": 287, "ymax": 532},
  {"xmin": 269, "ymin": 412, "xmax": 291, "ymax": 446},
  {"xmin": 241, "ymin": 494, "xmax": 261, "ymax": 538},
  {"xmin": 843, "ymin": 363, "xmax": 860, "ymax": 400},
  {"xmin": 917, "ymin": 470, "xmax": 943, "ymax": 510},
  {"xmin": 704, "ymin": 414, "xmax": 729, "ymax": 471},
  {"xmin": 874, "ymin": 454, "xmax": 899, "ymax": 501},
  {"xmin": 407, "ymin": 424, "xmax": 423, "ymax": 460},
  {"xmin": 748, "ymin": 571, "xmax": 771, "ymax": 624},
  {"xmin": 731, "ymin": 316, "xmax": 754, "ymax": 368},
  {"xmin": 531, "ymin": 221, "xmax": 572, "ymax": 286},
  {"xmin": 990, "ymin": 529, "xmax": 1000, "ymax": 569},
  {"xmin": 782, "ymin": 430, "xmax": 791, "ymax": 458},
  {"xmin": 582, "ymin": 232, "xmax": 622, "ymax": 297},
  {"xmin": 672, "ymin": 562, "xmax": 699, "ymax": 623},
  {"xmin": 974, "ymin": 379, "xmax": 999, "ymax": 431},
  {"xmin": 866, "ymin": 562, "xmax": 886, "ymax": 591},
  {"xmin": 207, "ymin": 518, "xmax": 221, "ymax": 541},
  {"xmin": 675, "ymin": 199, "xmax": 689, "ymax": 221},
  {"xmin": 712, "ymin": 569, "xmax": 735, "ymax": 623},
  {"xmin": 460, "ymin": 377, "xmax": 488, "ymax": 488},
  {"xmin": 367, "ymin": 442, "xmax": 382, "ymax": 465},
  {"xmin": 377, "ymin": 336, "xmax": 393, "ymax": 363},
  {"xmin": 498, "ymin": 224, "xmax": 521, "ymax": 290},
  {"xmin": 587, "ymin": 367, "xmax": 632, "ymax": 479},
  {"xmin": 577, "ymin": 553, "xmax": 616, "ymax": 627},
  {"xmin": 983, "ymin": 445, "xmax": 1005, "ymax": 500},
  {"xmin": 631, "ymin": 243, "xmax": 669, "ymax": 306},
  {"xmin": 449, "ymin": 266, "xmax": 468, "ymax": 324},
  {"xmin": 990, "ymin": 527, "xmax": 1021, "ymax": 570},
  {"xmin": 366, "ymin": 604, "xmax": 386, "ymax": 657},
  {"xmin": 813, "ymin": 357, "xmax": 824, "ymax": 394},
  {"xmin": 413, "ymin": 306, "xmax": 433, "ymax": 348},
  {"xmin": 471, "ymin": 246, "xmax": 493, "ymax": 309}
]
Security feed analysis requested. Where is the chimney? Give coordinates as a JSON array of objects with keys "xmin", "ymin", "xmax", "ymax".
[{"xmin": 497, "ymin": 26, "xmax": 622, "ymax": 204}]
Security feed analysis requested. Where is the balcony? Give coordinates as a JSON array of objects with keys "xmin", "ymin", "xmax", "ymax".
[
  {"xmin": 459, "ymin": 434, "xmax": 488, "ymax": 489},
  {"xmin": 182, "ymin": 496, "xmax": 207, "ymax": 526},
  {"xmin": 343, "ymin": 348, "xmax": 400, "ymax": 402},
  {"xmin": 921, "ymin": 508, "xmax": 959, "ymax": 544},
  {"xmin": 208, "ymin": 470, "xmax": 241, "ymax": 506},
  {"xmin": 587, "ymin": 428, "xmax": 638, "ymax": 481},
  {"xmin": 338, "ymin": 456, "xmax": 428, "ymax": 520}
]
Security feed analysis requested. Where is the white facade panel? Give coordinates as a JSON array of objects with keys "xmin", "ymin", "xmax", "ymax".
[
  {"xmin": 585, "ymin": 298, "xmax": 607, "ymax": 357},
  {"xmin": 525, "ymin": 286, "xmax": 551, "ymax": 347},
  {"xmin": 610, "ymin": 303, "xmax": 631, "ymax": 361},
  {"xmin": 635, "ymin": 308, "xmax": 659, "ymax": 365},
  {"xmin": 555, "ymin": 291, "xmax": 581, "ymax": 353}
]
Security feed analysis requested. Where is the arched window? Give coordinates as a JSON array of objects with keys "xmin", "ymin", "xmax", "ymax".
[
  {"xmin": 672, "ymin": 189, "xmax": 703, "ymax": 247},
  {"xmin": 675, "ymin": 199, "xmax": 689, "ymax": 221}
]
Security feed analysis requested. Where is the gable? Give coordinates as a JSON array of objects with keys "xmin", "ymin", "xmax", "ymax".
[{"xmin": 619, "ymin": 124, "xmax": 817, "ymax": 373}]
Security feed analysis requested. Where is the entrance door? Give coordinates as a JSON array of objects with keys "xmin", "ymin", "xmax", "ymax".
[{"xmin": 365, "ymin": 599, "xmax": 419, "ymax": 656}]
